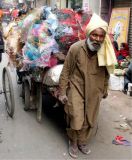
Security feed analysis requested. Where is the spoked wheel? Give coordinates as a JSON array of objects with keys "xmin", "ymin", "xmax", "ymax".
[
  {"xmin": 36, "ymin": 82, "xmax": 42, "ymax": 122},
  {"xmin": 2, "ymin": 67, "xmax": 15, "ymax": 117}
]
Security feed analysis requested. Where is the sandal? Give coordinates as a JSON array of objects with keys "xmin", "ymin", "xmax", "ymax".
[
  {"xmin": 78, "ymin": 144, "xmax": 91, "ymax": 155},
  {"xmin": 69, "ymin": 141, "xmax": 78, "ymax": 158}
]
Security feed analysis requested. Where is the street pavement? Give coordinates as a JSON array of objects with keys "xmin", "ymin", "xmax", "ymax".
[{"xmin": 0, "ymin": 53, "xmax": 132, "ymax": 159}]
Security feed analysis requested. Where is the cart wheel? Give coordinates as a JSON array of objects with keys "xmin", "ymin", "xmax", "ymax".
[
  {"xmin": 36, "ymin": 83, "xmax": 42, "ymax": 122},
  {"xmin": 21, "ymin": 82, "xmax": 25, "ymax": 99},
  {"xmin": 2, "ymin": 67, "xmax": 15, "ymax": 117},
  {"xmin": 24, "ymin": 81, "xmax": 30, "ymax": 111}
]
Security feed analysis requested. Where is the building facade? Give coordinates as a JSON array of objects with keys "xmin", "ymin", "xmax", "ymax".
[
  {"xmin": 36, "ymin": 0, "xmax": 132, "ymax": 55},
  {"xmin": 101, "ymin": 0, "xmax": 132, "ymax": 55},
  {"xmin": 46, "ymin": 0, "xmax": 100, "ymax": 14}
]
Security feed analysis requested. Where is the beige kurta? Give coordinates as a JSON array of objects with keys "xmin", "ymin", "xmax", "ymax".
[{"xmin": 59, "ymin": 40, "xmax": 109, "ymax": 130}]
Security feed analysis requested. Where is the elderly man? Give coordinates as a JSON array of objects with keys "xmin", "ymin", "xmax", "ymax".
[{"xmin": 59, "ymin": 13, "xmax": 117, "ymax": 158}]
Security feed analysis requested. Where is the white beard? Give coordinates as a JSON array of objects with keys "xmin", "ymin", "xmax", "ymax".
[{"xmin": 87, "ymin": 38, "xmax": 101, "ymax": 51}]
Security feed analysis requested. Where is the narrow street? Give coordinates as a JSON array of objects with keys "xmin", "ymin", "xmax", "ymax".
[{"xmin": 0, "ymin": 53, "xmax": 132, "ymax": 159}]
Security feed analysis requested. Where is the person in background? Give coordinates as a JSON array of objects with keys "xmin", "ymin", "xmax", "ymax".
[
  {"xmin": 118, "ymin": 43, "xmax": 129, "ymax": 58},
  {"xmin": 124, "ymin": 61, "xmax": 132, "ymax": 93},
  {"xmin": 19, "ymin": 3, "xmax": 28, "ymax": 16},
  {"xmin": 11, "ymin": 7, "xmax": 19, "ymax": 21},
  {"xmin": 115, "ymin": 42, "xmax": 130, "ymax": 67},
  {"xmin": 59, "ymin": 13, "xmax": 117, "ymax": 158},
  {"xmin": 0, "ymin": 25, "xmax": 4, "ymax": 62},
  {"xmin": 0, "ymin": 7, "xmax": 3, "ymax": 20}
]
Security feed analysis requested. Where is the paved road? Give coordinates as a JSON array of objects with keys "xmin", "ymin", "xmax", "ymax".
[{"xmin": 0, "ymin": 53, "xmax": 132, "ymax": 159}]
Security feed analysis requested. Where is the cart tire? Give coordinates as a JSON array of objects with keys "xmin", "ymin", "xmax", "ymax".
[
  {"xmin": 21, "ymin": 82, "xmax": 25, "ymax": 99},
  {"xmin": 2, "ymin": 67, "xmax": 15, "ymax": 117},
  {"xmin": 24, "ymin": 81, "xmax": 30, "ymax": 111},
  {"xmin": 36, "ymin": 83, "xmax": 42, "ymax": 122}
]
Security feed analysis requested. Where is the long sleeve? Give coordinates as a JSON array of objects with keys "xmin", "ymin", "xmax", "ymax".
[{"xmin": 59, "ymin": 46, "xmax": 77, "ymax": 96}]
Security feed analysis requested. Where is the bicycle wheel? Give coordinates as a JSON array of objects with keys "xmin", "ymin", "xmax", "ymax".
[{"xmin": 2, "ymin": 67, "xmax": 15, "ymax": 117}]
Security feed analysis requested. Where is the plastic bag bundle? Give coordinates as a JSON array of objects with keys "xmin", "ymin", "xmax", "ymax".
[
  {"xmin": 6, "ymin": 25, "xmax": 21, "ymax": 55},
  {"xmin": 36, "ymin": 38, "xmax": 59, "ymax": 67},
  {"xmin": 43, "ymin": 64, "xmax": 63, "ymax": 86},
  {"xmin": 23, "ymin": 37, "xmax": 59, "ymax": 68},
  {"xmin": 55, "ymin": 24, "xmax": 79, "ymax": 51},
  {"xmin": 23, "ymin": 42, "xmax": 40, "ymax": 61},
  {"xmin": 55, "ymin": 9, "xmax": 76, "ymax": 25},
  {"xmin": 38, "ymin": 22, "xmax": 52, "ymax": 43},
  {"xmin": 21, "ymin": 13, "xmax": 59, "ymax": 69},
  {"xmin": 23, "ymin": 46, "xmax": 51, "ymax": 68},
  {"xmin": 42, "ymin": 7, "xmax": 58, "ymax": 35},
  {"xmin": 18, "ymin": 7, "xmax": 91, "ymax": 71},
  {"xmin": 27, "ymin": 23, "xmax": 42, "ymax": 44},
  {"xmin": 55, "ymin": 9, "xmax": 79, "ymax": 52},
  {"xmin": 27, "ymin": 21, "xmax": 51, "ymax": 45},
  {"xmin": 19, "ymin": 11, "xmax": 42, "ymax": 42},
  {"xmin": 55, "ymin": 24, "xmax": 73, "ymax": 38},
  {"xmin": 75, "ymin": 11, "xmax": 91, "ymax": 39},
  {"xmin": 39, "ymin": 38, "xmax": 59, "ymax": 55},
  {"xmin": 54, "ymin": 9, "xmax": 79, "ymax": 52},
  {"xmin": 20, "ymin": 9, "xmax": 42, "ymax": 29},
  {"xmin": 54, "ymin": 9, "xmax": 91, "ymax": 51}
]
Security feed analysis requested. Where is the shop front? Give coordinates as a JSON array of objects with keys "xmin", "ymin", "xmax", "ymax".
[
  {"xmin": 101, "ymin": 0, "xmax": 132, "ymax": 55},
  {"xmin": 113, "ymin": 0, "xmax": 132, "ymax": 55}
]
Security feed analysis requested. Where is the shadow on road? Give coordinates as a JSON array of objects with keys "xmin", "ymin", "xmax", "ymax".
[{"xmin": 42, "ymin": 94, "xmax": 66, "ymax": 132}]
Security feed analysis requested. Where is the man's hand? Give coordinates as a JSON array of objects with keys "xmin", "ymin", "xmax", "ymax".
[{"xmin": 59, "ymin": 95, "xmax": 68, "ymax": 104}]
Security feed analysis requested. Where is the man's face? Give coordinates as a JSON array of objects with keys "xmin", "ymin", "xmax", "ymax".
[{"xmin": 87, "ymin": 28, "xmax": 106, "ymax": 51}]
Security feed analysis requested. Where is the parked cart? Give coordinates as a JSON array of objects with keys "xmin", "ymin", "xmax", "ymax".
[
  {"xmin": 2, "ymin": 66, "xmax": 15, "ymax": 117},
  {"xmin": 20, "ymin": 67, "xmax": 44, "ymax": 122},
  {"xmin": 4, "ymin": 7, "xmax": 90, "ymax": 122},
  {"xmin": 17, "ymin": 54, "xmax": 63, "ymax": 122},
  {"xmin": 0, "ymin": 28, "xmax": 15, "ymax": 117}
]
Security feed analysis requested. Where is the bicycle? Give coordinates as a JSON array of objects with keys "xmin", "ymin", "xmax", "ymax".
[
  {"xmin": 0, "ymin": 29, "xmax": 15, "ymax": 117},
  {"xmin": 1, "ymin": 66, "xmax": 15, "ymax": 117}
]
